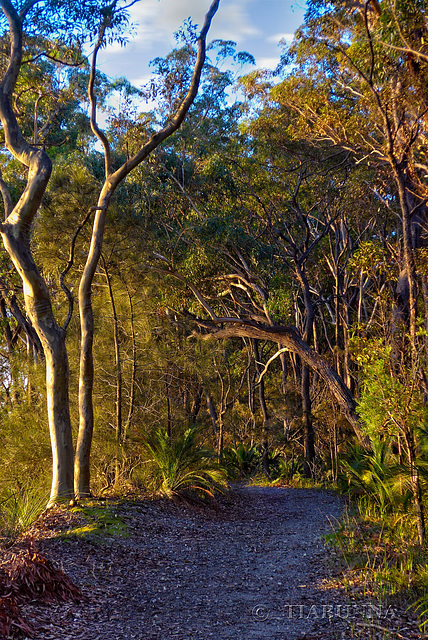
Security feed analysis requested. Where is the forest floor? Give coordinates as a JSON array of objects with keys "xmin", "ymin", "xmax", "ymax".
[{"xmin": 2, "ymin": 484, "xmax": 423, "ymax": 640}]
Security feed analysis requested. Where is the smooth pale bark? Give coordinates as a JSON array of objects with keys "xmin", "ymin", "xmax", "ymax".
[
  {"xmin": 1, "ymin": 221, "xmax": 74, "ymax": 505},
  {"xmin": 74, "ymin": 0, "xmax": 221, "ymax": 497},
  {"xmin": 252, "ymin": 339, "xmax": 270, "ymax": 477},
  {"xmin": 0, "ymin": 0, "xmax": 74, "ymax": 504},
  {"xmin": 3, "ymin": 231, "xmax": 75, "ymax": 504},
  {"xmin": 75, "ymin": 185, "xmax": 111, "ymax": 496}
]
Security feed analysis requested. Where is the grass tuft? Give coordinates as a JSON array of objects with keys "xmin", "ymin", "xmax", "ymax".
[{"xmin": 0, "ymin": 485, "xmax": 48, "ymax": 547}]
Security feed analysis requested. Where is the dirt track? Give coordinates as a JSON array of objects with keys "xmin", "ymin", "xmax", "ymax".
[{"xmin": 20, "ymin": 485, "xmax": 353, "ymax": 640}]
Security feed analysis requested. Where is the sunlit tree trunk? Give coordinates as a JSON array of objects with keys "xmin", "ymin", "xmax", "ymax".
[
  {"xmin": 252, "ymin": 339, "xmax": 270, "ymax": 477},
  {"xmin": 74, "ymin": 0, "xmax": 220, "ymax": 497},
  {"xmin": 0, "ymin": 1, "xmax": 74, "ymax": 504},
  {"xmin": 102, "ymin": 259, "xmax": 123, "ymax": 487}
]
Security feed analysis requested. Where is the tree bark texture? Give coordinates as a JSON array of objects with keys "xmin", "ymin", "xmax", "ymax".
[
  {"xmin": 205, "ymin": 389, "xmax": 219, "ymax": 437},
  {"xmin": 0, "ymin": 0, "xmax": 74, "ymax": 504},
  {"xmin": 124, "ymin": 284, "xmax": 137, "ymax": 437},
  {"xmin": 74, "ymin": 0, "xmax": 221, "ymax": 497},
  {"xmin": 295, "ymin": 263, "xmax": 316, "ymax": 475},
  {"xmin": 301, "ymin": 364, "xmax": 315, "ymax": 477},
  {"xmin": 252, "ymin": 339, "xmax": 270, "ymax": 477}
]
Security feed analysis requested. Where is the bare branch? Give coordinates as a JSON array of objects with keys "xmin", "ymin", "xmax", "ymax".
[
  {"xmin": 109, "ymin": 0, "xmax": 220, "ymax": 188},
  {"xmin": 18, "ymin": 0, "xmax": 40, "ymax": 19},
  {"xmin": 256, "ymin": 348, "xmax": 289, "ymax": 384},
  {"xmin": 192, "ymin": 317, "xmax": 362, "ymax": 438},
  {"xmin": 60, "ymin": 207, "xmax": 97, "ymax": 331},
  {"xmin": 88, "ymin": 20, "xmax": 112, "ymax": 177}
]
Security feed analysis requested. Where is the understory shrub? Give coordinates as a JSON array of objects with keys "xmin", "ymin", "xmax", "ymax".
[
  {"xmin": 142, "ymin": 426, "xmax": 228, "ymax": 499},
  {"xmin": 0, "ymin": 485, "xmax": 48, "ymax": 547},
  {"xmin": 222, "ymin": 443, "xmax": 261, "ymax": 479}
]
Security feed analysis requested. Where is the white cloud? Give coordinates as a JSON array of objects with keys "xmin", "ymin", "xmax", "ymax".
[
  {"xmin": 130, "ymin": 73, "xmax": 152, "ymax": 87},
  {"xmin": 267, "ymin": 32, "xmax": 294, "ymax": 45},
  {"xmin": 121, "ymin": 0, "xmax": 259, "ymax": 51},
  {"xmin": 256, "ymin": 56, "xmax": 280, "ymax": 70},
  {"xmin": 97, "ymin": 0, "xmax": 303, "ymax": 84}
]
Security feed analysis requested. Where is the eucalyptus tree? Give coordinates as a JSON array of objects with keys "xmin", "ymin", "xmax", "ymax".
[
  {"xmin": 276, "ymin": 0, "xmax": 428, "ymax": 541},
  {"xmin": 0, "ymin": 0, "xmax": 220, "ymax": 503},
  {"xmin": 150, "ymin": 152, "xmax": 362, "ymax": 444},
  {"xmin": 75, "ymin": 0, "xmax": 220, "ymax": 498},
  {"xmin": 0, "ymin": 0, "xmax": 114, "ymax": 504},
  {"xmin": 151, "ymin": 86, "xmax": 373, "ymax": 458},
  {"xmin": 278, "ymin": 0, "xmax": 428, "ymax": 348}
]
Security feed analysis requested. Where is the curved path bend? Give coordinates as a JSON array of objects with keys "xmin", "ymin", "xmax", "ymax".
[{"xmin": 27, "ymin": 486, "xmax": 345, "ymax": 640}]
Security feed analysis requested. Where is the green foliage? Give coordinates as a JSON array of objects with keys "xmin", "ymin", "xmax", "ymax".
[
  {"xmin": 65, "ymin": 501, "xmax": 128, "ymax": 540},
  {"xmin": 222, "ymin": 443, "xmax": 261, "ymax": 479},
  {"xmin": 347, "ymin": 241, "xmax": 388, "ymax": 277},
  {"xmin": 0, "ymin": 485, "xmax": 48, "ymax": 547},
  {"xmin": 355, "ymin": 346, "xmax": 428, "ymax": 441},
  {"xmin": 271, "ymin": 457, "xmax": 303, "ymax": 484},
  {"xmin": 142, "ymin": 427, "xmax": 228, "ymax": 499},
  {"xmin": 0, "ymin": 397, "xmax": 52, "ymax": 492},
  {"xmin": 338, "ymin": 439, "xmax": 408, "ymax": 514},
  {"xmin": 222, "ymin": 444, "xmax": 304, "ymax": 485},
  {"xmin": 266, "ymin": 273, "xmax": 293, "ymax": 322},
  {"xmin": 326, "ymin": 498, "xmax": 428, "ymax": 632}
]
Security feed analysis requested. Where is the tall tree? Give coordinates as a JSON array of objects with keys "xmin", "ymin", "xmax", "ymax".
[
  {"xmin": 0, "ymin": 0, "xmax": 220, "ymax": 504},
  {"xmin": 278, "ymin": 0, "xmax": 428, "ymax": 347},
  {"xmin": 75, "ymin": 0, "xmax": 220, "ymax": 498}
]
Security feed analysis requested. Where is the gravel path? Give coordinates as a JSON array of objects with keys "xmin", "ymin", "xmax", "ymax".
[{"xmin": 21, "ymin": 485, "xmax": 347, "ymax": 640}]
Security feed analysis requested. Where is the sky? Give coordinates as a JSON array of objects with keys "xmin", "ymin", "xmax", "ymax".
[{"xmin": 97, "ymin": 0, "xmax": 307, "ymax": 88}]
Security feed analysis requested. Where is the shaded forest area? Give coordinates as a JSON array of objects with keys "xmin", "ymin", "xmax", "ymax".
[{"xmin": 1, "ymin": 0, "xmax": 428, "ymax": 634}]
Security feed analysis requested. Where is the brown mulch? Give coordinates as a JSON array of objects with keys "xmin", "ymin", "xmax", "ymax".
[{"xmin": 0, "ymin": 486, "xmax": 424, "ymax": 640}]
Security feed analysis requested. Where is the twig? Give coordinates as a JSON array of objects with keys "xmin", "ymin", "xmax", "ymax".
[{"xmin": 60, "ymin": 207, "xmax": 99, "ymax": 331}]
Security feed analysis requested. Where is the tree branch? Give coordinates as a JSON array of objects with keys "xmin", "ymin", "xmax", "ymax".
[
  {"xmin": 256, "ymin": 347, "xmax": 289, "ymax": 384},
  {"xmin": 60, "ymin": 206, "xmax": 97, "ymax": 331},
  {"xmin": 108, "ymin": 0, "xmax": 220, "ymax": 189},
  {"xmin": 193, "ymin": 318, "xmax": 361, "ymax": 438},
  {"xmin": 88, "ymin": 19, "xmax": 112, "ymax": 177}
]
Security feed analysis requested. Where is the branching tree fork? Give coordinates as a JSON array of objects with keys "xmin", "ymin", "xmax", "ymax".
[
  {"xmin": 76, "ymin": 0, "xmax": 220, "ymax": 498},
  {"xmin": 0, "ymin": 0, "xmax": 220, "ymax": 503},
  {"xmin": 153, "ymin": 253, "xmax": 362, "ymax": 441}
]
